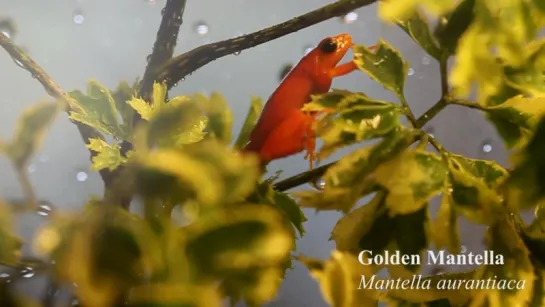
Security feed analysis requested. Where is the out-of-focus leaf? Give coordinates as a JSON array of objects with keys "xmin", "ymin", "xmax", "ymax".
[
  {"xmin": 396, "ymin": 10, "xmax": 442, "ymax": 59},
  {"xmin": 467, "ymin": 218, "xmax": 534, "ymax": 306},
  {"xmin": 296, "ymin": 251, "xmax": 378, "ymax": 307},
  {"xmin": 234, "ymin": 96, "xmax": 263, "ymax": 149},
  {"xmin": 304, "ymin": 91, "xmax": 404, "ymax": 159},
  {"xmin": 274, "ymin": 191, "xmax": 307, "ymax": 237},
  {"xmin": 68, "ymin": 79, "xmax": 125, "ymax": 139},
  {"xmin": 86, "ymin": 138, "xmax": 130, "ymax": 171},
  {"xmin": 0, "ymin": 198, "xmax": 22, "ymax": 266},
  {"xmin": 506, "ymin": 116, "xmax": 545, "ymax": 208},
  {"xmin": 332, "ymin": 191, "xmax": 395, "ymax": 256},
  {"xmin": 393, "ymin": 207, "xmax": 430, "ymax": 272},
  {"xmin": 353, "ymin": 40, "xmax": 408, "ymax": 97},
  {"xmin": 485, "ymin": 96, "xmax": 545, "ymax": 149},
  {"xmin": 373, "ymin": 149, "xmax": 446, "ymax": 215},
  {"xmin": 184, "ymin": 204, "xmax": 293, "ymax": 305},
  {"xmin": 503, "ymin": 39, "xmax": 545, "ymax": 96},
  {"xmin": 2, "ymin": 101, "xmax": 59, "ymax": 168},
  {"xmin": 445, "ymin": 153, "xmax": 505, "ymax": 223},
  {"xmin": 39, "ymin": 205, "xmax": 162, "ymax": 307},
  {"xmin": 432, "ymin": 190, "xmax": 461, "ymax": 254},
  {"xmin": 450, "ymin": 0, "xmax": 542, "ymax": 101},
  {"xmin": 127, "ymin": 284, "xmax": 222, "ymax": 307},
  {"xmin": 433, "ymin": 0, "xmax": 476, "ymax": 55},
  {"xmin": 132, "ymin": 140, "xmax": 259, "ymax": 208},
  {"xmin": 194, "ymin": 92, "xmax": 233, "ymax": 144},
  {"xmin": 296, "ymin": 128, "xmax": 417, "ymax": 212},
  {"xmin": 378, "ymin": 0, "xmax": 456, "ymax": 22}
]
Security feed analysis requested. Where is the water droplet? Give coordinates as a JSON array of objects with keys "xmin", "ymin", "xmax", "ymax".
[
  {"xmin": 233, "ymin": 51, "xmax": 241, "ymax": 55},
  {"xmin": 76, "ymin": 171, "xmax": 88, "ymax": 182},
  {"xmin": 21, "ymin": 267, "xmax": 35, "ymax": 278},
  {"xmin": 0, "ymin": 272, "xmax": 10, "ymax": 279},
  {"xmin": 0, "ymin": 19, "xmax": 16, "ymax": 39},
  {"xmin": 311, "ymin": 177, "xmax": 326, "ymax": 190},
  {"xmin": 37, "ymin": 204, "xmax": 52, "ymax": 216},
  {"xmin": 73, "ymin": 12, "xmax": 85, "ymax": 25},
  {"xmin": 279, "ymin": 64, "xmax": 293, "ymax": 81},
  {"xmin": 303, "ymin": 45, "xmax": 313, "ymax": 55},
  {"xmin": 422, "ymin": 56, "xmax": 430, "ymax": 65},
  {"xmin": 407, "ymin": 68, "xmax": 415, "ymax": 76},
  {"xmin": 460, "ymin": 245, "xmax": 467, "ymax": 253},
  {"xmin": 341, "ymin": 12, "xmax": 358, "ymax": 24},
  {"xmin": 27, "ymin": 164, "xmax": 36, "ymax": 173},
  {"xmin": 482, "ymin": 141, "xmax": 492, "ymax": 153},
  {"xmin": 195, "ymin": 22, "xmax": 209, "ymax": 36}
]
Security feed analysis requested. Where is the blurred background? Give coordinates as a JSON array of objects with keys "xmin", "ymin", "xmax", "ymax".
[{"xmin": 0, "ymin": 0, "xmax": 536, "ymax": 306}]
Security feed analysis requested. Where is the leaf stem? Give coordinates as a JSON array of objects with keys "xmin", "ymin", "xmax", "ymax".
[
  {"xmin": 439, "ymin": 54, "xmax": 449, "ymax": 96},
  {"xmin": 16, "ymin": 168, "xmax": 37, "ymax": 210},
  {"xmin": 155, "ymin": 0, "xmax": 379, "ymax": 88},
  {"xmin": 399, "ymin": 95, "xmax": 418, "ymax": 127},
  {"xmin": 448, "ymin": 98, "xmax": 487, "ymax": 111}
]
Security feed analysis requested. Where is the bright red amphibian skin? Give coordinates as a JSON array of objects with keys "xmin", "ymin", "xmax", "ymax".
[{"xmin": 244, "ymin": 33, "xmax": 373, "ymax": 171}]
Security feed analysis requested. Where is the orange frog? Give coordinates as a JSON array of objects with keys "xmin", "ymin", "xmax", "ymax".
[{"xmin": 243, "ymin": 33, "xmax": 374, "ymax": 171}]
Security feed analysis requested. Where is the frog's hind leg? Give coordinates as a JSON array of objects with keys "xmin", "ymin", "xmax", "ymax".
[{"xmin": 257, "ymin": 110, "xmax": 317, "ymax": 169}]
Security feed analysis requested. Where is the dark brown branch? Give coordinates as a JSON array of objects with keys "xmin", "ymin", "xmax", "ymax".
[
  {"xmin": 0, "ymin": 32, "xmax": 116, "ymax": 186},
  {"xmin": 117, "ymin": 0, "xmax": 188, "ymax": 208},
  {"xmin": 155, "ymin": 0, "xmax": 379, "ymax": 88}
]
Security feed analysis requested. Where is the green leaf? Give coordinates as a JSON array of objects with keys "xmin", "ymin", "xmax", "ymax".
[
  {"xmin": 274, "ymin": 191, "xmax": 307, "ymax": 237},
  {"xmin": 184, "ymin": 204, "xmax": 293, "ymax": 305},
  {"xmin": 373, "ymin": 149, "xmax": 446, "ymax": 216},
  {"xmin": 68, "ymin": 79, "xmax": 125, "ymax": 139},
  {"xmin": 306, "ymin": 93, "xmax": 404, "ymax": 159},
  {"xmin": 393, "ymin": 207, "xmax": 430, "ymax": 272},
  {"xmin": 396, "ymin": 10, "xmax": 442, "ymax": 59},
  {"xmin": 0, "ymin": 199, "xmax": 22, "ymax": 266},
  {"xmin": 127, "ymin": 96, "xmax": 153, "ymax": 121},
  {"xmin": 468, "ymin": 218, "xmax": 535, "ymax": 307},
  {"xmin": 111, "ymin": 80, "xmax": 137, "ymax": 135},
  {"xmin": 3, "ymin": 102, "xmax": 59, "ymax": 168},
  {"xmin": 445, "ymin": 153, "xmax": 505, "ymax": 223},
  {"xmin": 433, "ymin": 0, "xmax": 476, "ymax": 55},
  {"xmin": 296, "ymin": 251, "xmax": 378, "ymax": 307},
  {"xmin": 39, "ymin": 205, "xmax": 162, "ymax": 307},
  {"xmin": 331, "ymin": 191, "xmax": 394, "ymax": 256},
  {"xmin": 127, "ymin": 284, "xmax": 222, "ymax": 307},
  {"xmin": 86, "ymin": 138, "xmax": 130, "ymax": 171},
  {"xmin": 506, "ymin": 116, "xmax": 545, "ymax": 208},
  {"xmin": 378, "ymin": 0, "xmax": 457, "ymax": 21},
  {"xmin": 132, "ymin": 140, "xmax": 259, "ymax": 208},
  {"xmin": 194, "ymin": 92, "xmax": 233, "ymax": 144},
  {"xmin": 431, "ymin": 190, "xmax": 461, "ymax": 254},
  {"xmin": 234, "ymin": 96, "xmax": 263, "ymax": 149},
  {"xmin": 486, "ymin": 96, "xmax": 545, "ymax": 149},
  {"xmin": 296, "ymin": 128, "xmax": 416, "ymax": 212},
  {"xmin": 503, "ymin": 40, "xmax": 545, "ymax": 96},
  {"xmin": 353, "ymin": 40, "xmax": 408, "ymax": 97}
]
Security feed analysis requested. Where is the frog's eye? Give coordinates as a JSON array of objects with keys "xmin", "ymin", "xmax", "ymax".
[{"xmin": 319, "ymin": 37, "xmax": 337, "ymax": 53}]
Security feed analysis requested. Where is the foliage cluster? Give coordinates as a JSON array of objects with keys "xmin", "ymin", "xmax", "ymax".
[{"xmin": 1, "ymin": 0, "xmax": 545, "ymax": 306}]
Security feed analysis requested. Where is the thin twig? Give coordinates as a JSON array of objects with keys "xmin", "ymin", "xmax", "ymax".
[
  {"xmin": 155, "ymin": 0, "xmax": 379, "ymax": 88},
  {"xmin": 0, "ymin": 32, "xmax": 116, "ymax": 186},
  {"xmin": 117, "ymin": 0, "xmax": 188, "ymax": 209},
  {"xmin": 15, "ymin": 168, "xmax": 37, "ymax": 210}
]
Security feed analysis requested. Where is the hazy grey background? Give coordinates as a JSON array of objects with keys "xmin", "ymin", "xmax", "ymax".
[{"xmin": 0, "ymin": 0, "xmax": 536, "ymax": 306}]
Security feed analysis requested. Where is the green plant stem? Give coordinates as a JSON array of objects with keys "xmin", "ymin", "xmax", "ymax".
[
  {"xmin": 448, "ymin": 98, "xmax": 487, "ymax": 110},
  {"xmin": 16, "ymin": 168, "xmax": 37, "ymax": 210},
  {"xmin": 155, "ymin": 0, "xmax": 379, "ymax": 89},
  {"xmin": 0, "ymin": 32, "xmax": 116, "ymax": 187}
]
